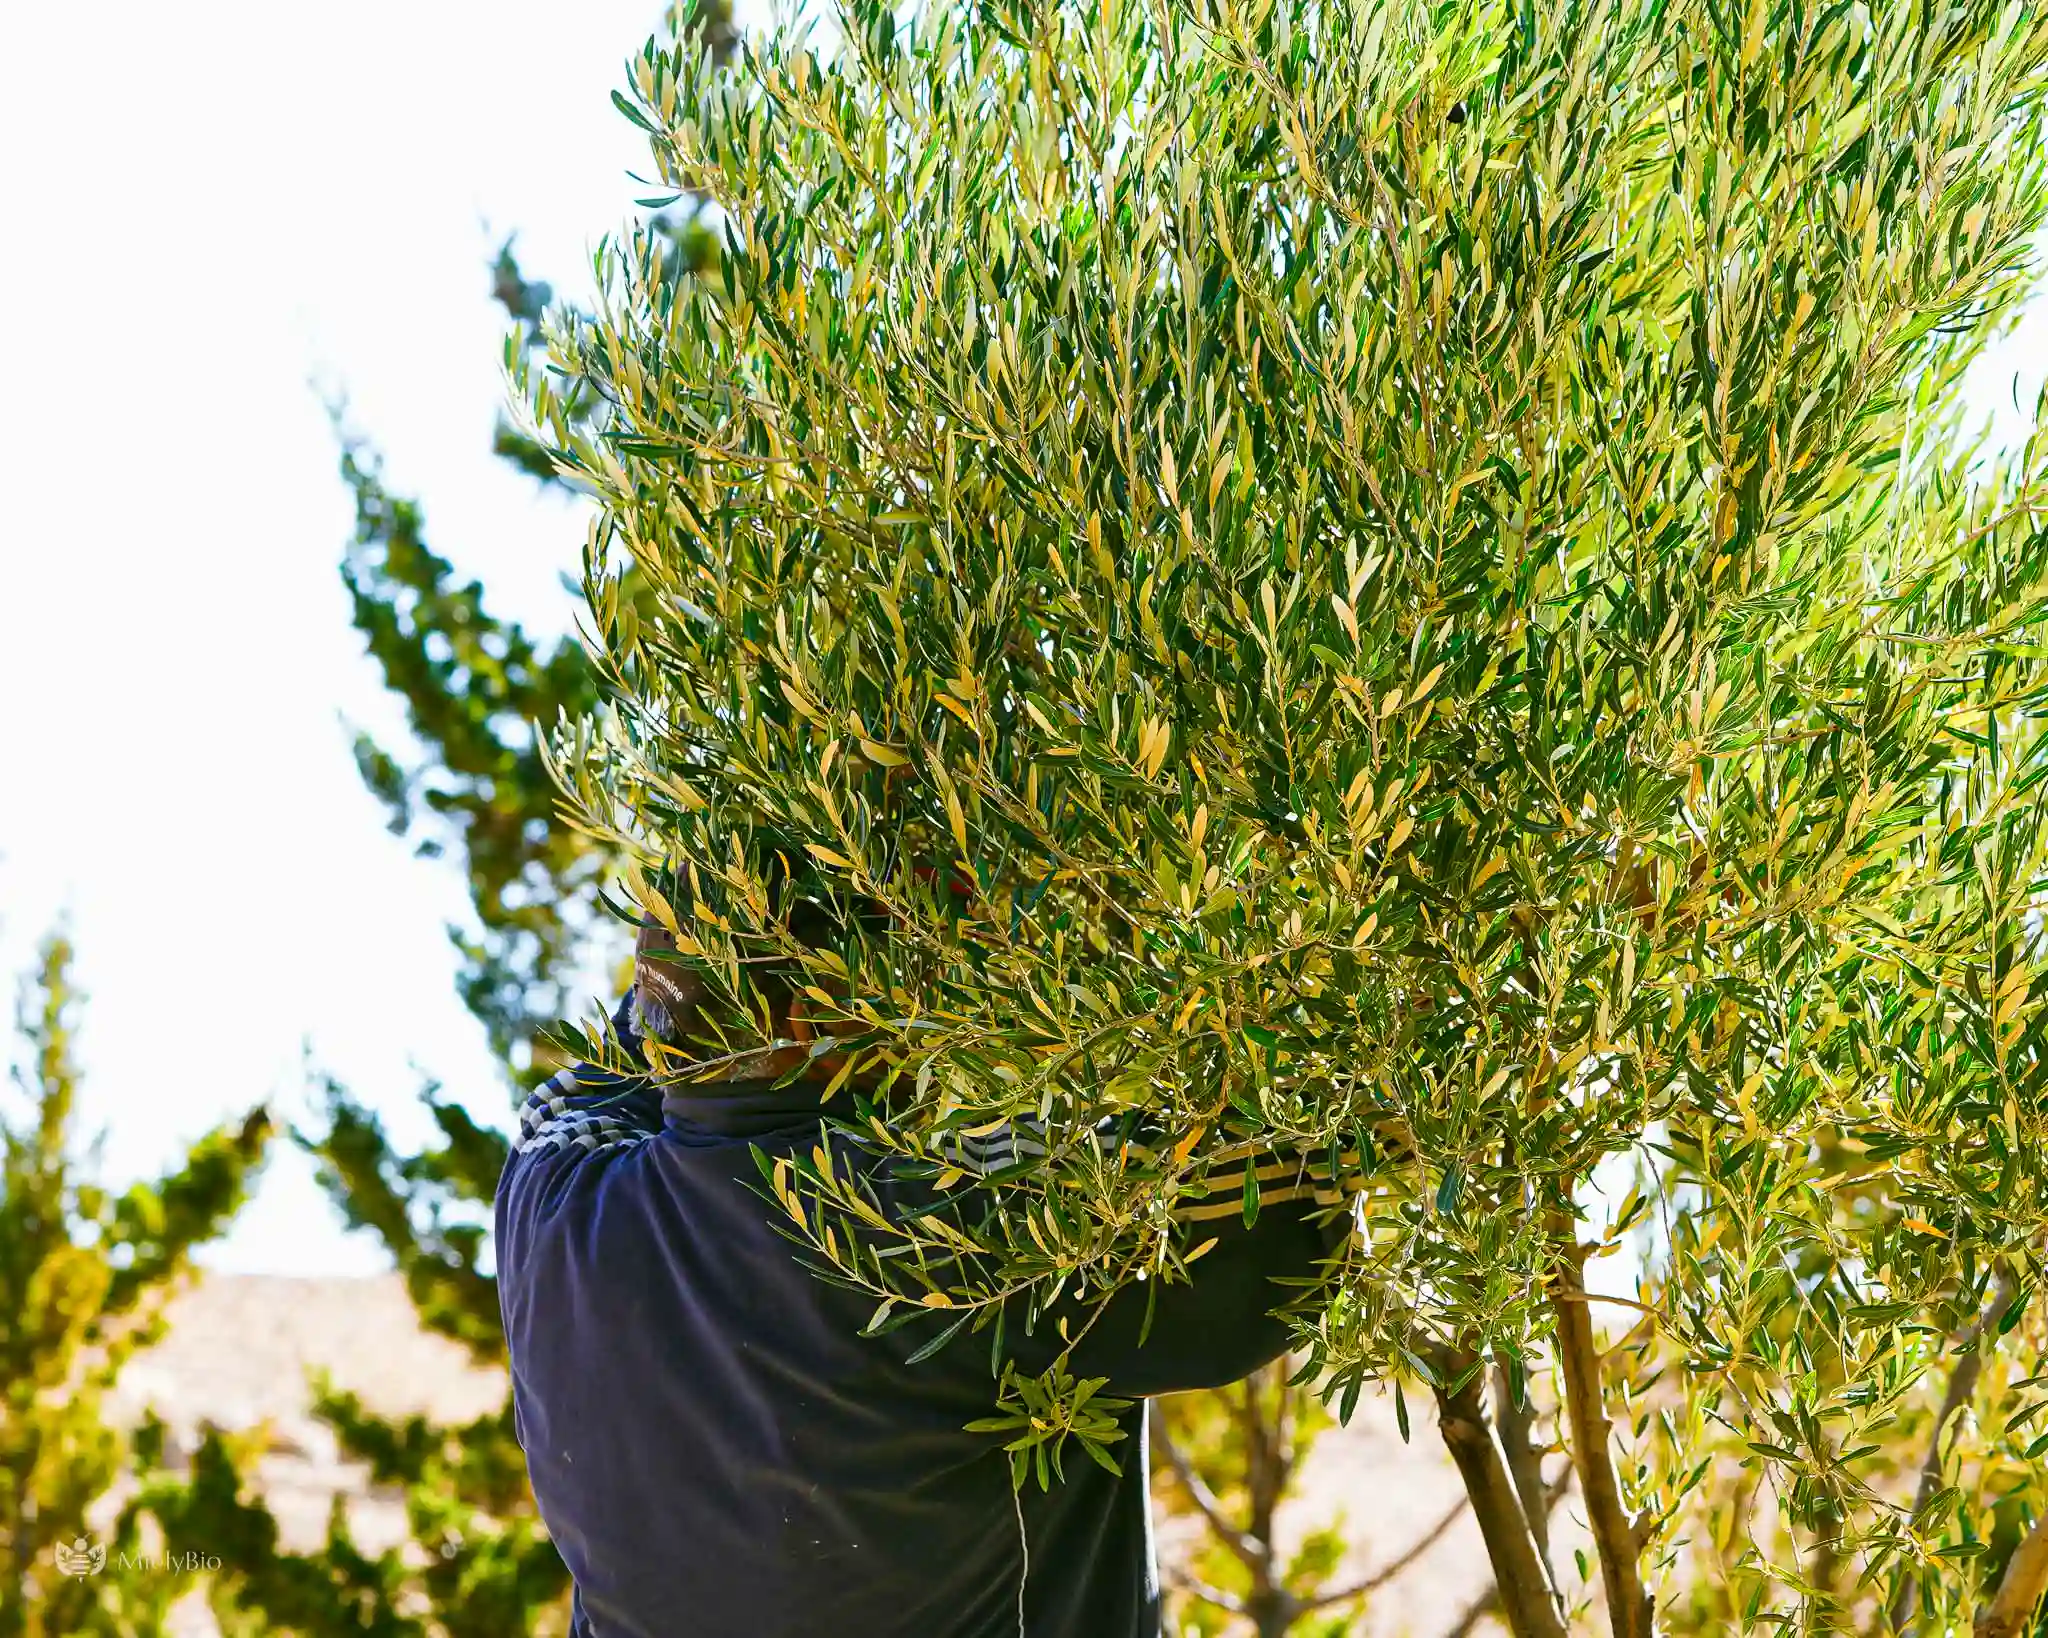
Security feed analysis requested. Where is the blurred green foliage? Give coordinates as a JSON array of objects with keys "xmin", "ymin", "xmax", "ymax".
[{"xmin": 0, "ymin": 933, "xmax": 267, "ymax": 1638}]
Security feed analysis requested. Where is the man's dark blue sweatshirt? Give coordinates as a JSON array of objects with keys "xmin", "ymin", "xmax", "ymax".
[{"xmin": 496, "ymin": 1002, "xmax": 1349, "ymax": 1638}]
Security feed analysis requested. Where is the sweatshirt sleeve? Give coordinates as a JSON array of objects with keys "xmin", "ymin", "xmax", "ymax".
[
  {"xmin": 493, "ymin": 1053, "xmax": 664, "ymax": 1339},
  {"xmin": 1006, "ymin": 1142, "xmax": 1360, "ymax": 1400}
]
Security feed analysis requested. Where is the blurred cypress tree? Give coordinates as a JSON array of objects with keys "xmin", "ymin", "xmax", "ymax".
[{"xmin": 0, "ymin": 932, "xmax": 268, "ymax": 1638}]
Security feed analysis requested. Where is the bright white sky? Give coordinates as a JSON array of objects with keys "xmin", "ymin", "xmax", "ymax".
[
  {"xmin": 0, "ymin": 2, "xmax": 2044, "ymax": 1277},
  {"xmin": 0, "ymin": 0, "xmax": 761, "ymax": 1273}
]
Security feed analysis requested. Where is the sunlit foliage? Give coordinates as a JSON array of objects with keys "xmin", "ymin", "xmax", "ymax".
[{"xmin": 528, "ymin": 0, "xmax": 2048, "ymax": 1628}]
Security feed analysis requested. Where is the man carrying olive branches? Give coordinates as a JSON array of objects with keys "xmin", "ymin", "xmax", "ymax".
[{"xmin": 496, "ymin": 887, "xmax": 1356, "ymax": 1638}]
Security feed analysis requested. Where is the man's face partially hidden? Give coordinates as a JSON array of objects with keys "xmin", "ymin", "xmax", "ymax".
[{"xmin": 634, "ymin": 919, "xmax": 874, "ymax": 1087}]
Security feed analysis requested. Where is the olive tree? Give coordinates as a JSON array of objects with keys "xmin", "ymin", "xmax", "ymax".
[{"xmin": 521, "ymin": 0, "xmax": 2048, "ymax": 1629}]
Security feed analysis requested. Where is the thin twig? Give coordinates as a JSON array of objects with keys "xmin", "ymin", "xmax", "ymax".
[
  {"xmin": 1303, "ymin": 1493, "xmax": 1472, "ymax": 1610},
  {"xmin": 1442, "ymin": 1589, "xmax": 1501, "ymax": 1638},
  {"xmin": 1161, "ymin": 1561, "xmax": 1248, "ymax": 1616},
  {"xmin": 1549, "ymin": 1287, "xmax": 1661, "ymax": 1321}
]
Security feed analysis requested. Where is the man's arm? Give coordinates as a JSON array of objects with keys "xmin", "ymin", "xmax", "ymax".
[
  {"xmin": 971, "ymin": 1142, "xmax": 1357, "ymax": 1400},
  {"xmin": 1070, "ymin": 1146, "xmax": 1353, "ymax": 1398},
  {"xmin": 493, "ymin": 997, "xmax": 660, "ymax": 1337}
]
